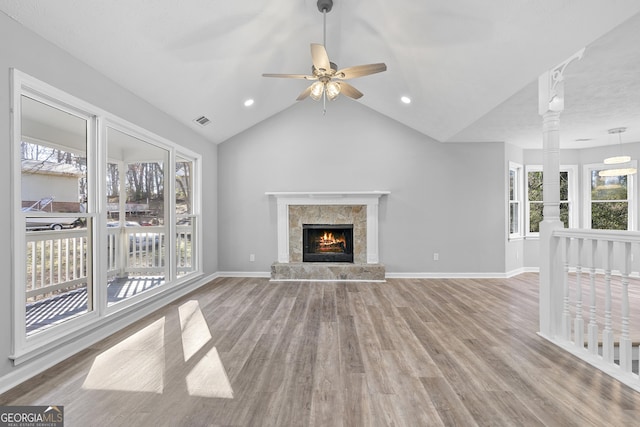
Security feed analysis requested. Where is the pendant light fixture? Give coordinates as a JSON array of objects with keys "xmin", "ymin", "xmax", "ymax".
[{"xmin": 599, "ymin": 127, "xmax": 636, "ymax": 177}]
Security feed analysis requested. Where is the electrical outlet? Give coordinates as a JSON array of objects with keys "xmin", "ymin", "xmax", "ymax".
[
  {"xmin": 433, "ymin": 252, "xmax": 439, "ymax": 261},
  {"xmin": 249, "ymin": 254, "xmax": 255, "ymax": 262}
]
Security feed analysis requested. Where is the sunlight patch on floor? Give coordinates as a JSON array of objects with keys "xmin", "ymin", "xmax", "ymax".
[
  {"xmin": 186, "ymin": 346, "xmax": 234, "ymax": 399},
  {"xmin": 115, "ymin": 277, "xmax": 163, "ymax": 299},
  {"xmin": 82, "ymin": 317, "xmax": 165, "ymax": 393},
  {"xmin": 178, "ymin": 300, "xmax": 212, "ymax": 362}
]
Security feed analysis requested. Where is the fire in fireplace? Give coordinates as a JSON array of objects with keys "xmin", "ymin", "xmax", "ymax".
[{"xmin": 303, "ymin": 224, "xmax": 354, "ymax": 263}]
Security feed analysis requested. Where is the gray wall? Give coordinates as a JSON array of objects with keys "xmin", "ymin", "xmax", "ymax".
[
  {"xmin": 0, "ymin": 13, "xmax": 217, "ymax": 389},
  {"xmin": 218, "ymin": 99, "xmax": 506, "ymax": 275}
]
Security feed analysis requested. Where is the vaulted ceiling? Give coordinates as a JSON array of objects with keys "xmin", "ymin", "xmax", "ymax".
[{"xmin": 1, "ymin": 0, "xmax": 640, "ymax": 149}]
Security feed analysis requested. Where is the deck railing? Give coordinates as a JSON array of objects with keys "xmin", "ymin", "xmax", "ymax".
[
  {"xmin": 543, "ymin": 228, "xmax": 640, "ymax": 392},
  {"xmin": 26, "ymin": 229, "xmax": 88, "ymax": 300},
  {"xmin": 107, "ymin": 225, "xmax": 166, "ymax": 277},
  {"xmin": 176, "ymin": 223, "xmax": 194, "ymax": 275},
  {"xmin": 27, "ymin": 223, "xmax": 194, "ymax": 302}
]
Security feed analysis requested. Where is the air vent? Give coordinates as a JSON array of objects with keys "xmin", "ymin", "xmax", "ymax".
[{"xmin": 193, "ymin": 115, "xmax": 211, "ymax": 126}]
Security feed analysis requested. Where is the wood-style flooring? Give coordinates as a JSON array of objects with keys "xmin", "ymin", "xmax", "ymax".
[{"xmin": 2, "ymin": 274, "xmax": 640, "ymax": 426}]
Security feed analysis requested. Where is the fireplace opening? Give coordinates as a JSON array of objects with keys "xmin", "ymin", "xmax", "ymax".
[{"xmin": 303, "ymin": 224, "xmax": 354, "ymax": 263}]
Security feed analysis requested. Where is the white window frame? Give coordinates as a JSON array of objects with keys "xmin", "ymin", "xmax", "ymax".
[
  {"xmin": 10, "ymin": 69, "xmax": 203, "ymax": 364},
  {"xmin": 508, "ymin": 162, "xmax": 523, "ymax": 239},
  {"xmin": 525, "ymin": 165, "xmax": 578, "ymax": 237},
  {"xmin": 11, "ymin": 70, "xmax": 102, "ymax": 361},
  {"xmin": 583, "ymin": 161, "xmax": 637, "ymax": 230},
  {"xmin": 100, "ymin": 119, "xmax": 171, "ymax": 315},
  {"xmin": 174, "ymin": 151, "xmax": 202, "ymax": 280}
]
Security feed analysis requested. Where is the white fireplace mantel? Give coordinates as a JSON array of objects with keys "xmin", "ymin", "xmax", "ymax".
[{"xmin": 266, "ymin": 191, "xmax": 390, "ymax": 264}]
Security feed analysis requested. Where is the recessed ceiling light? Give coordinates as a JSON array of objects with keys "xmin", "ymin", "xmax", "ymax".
[
  {"xmin": 244, "ymin": 99, "xmax": 255, "ymax": 107},
  {"xmin": 401, "ymin": 96, "xmax": 411, "ymax": 104}
]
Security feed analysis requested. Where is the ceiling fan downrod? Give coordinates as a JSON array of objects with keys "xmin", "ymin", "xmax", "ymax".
[
  {"xmin": 317, "ymin": 0, "xmax": 333, "ymax": 113},
  {"xmin": 317, "ymin": 0, "xmax": 332, "ymax": 47}
]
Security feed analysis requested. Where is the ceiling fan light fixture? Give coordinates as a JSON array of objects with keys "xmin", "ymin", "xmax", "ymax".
[
  {"xmin": 326, "ymin": 81, "xmax": 341, "ymax": 100},
  {"xmin": 310, "ymin": 81, "xmax": 324, "ymax": 101}
]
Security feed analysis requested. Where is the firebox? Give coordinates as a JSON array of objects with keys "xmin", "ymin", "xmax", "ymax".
[{"xmin": 303, "ymin": 224, "xmax": 354, "ymax": 263}]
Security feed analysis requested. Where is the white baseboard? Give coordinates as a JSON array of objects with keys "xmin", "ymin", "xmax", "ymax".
[{"xmin": 385, "ymin": 271, "xmax": 529, "ymax": 279}]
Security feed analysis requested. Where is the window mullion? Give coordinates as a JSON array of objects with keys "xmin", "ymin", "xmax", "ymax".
[{"xmin": 168, "ymin": 148, "xmax": 176, "ymax": 281}]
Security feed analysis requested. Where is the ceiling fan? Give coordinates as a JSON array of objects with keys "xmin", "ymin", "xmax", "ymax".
[{"xmin": 262, "ymin": 0, "xmax": 387, "ymax": 110}]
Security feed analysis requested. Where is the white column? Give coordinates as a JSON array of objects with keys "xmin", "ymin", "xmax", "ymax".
[
  {"xmin": 538, "ymin": 49, "xmax": 584, "ymax": 338},
  {"xmin": 539, "ymin": 109, "xmax": 564, "ymax": 338}
]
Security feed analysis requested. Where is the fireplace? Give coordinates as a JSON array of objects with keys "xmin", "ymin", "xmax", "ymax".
[{"xmin": 303, "ymin": 224, "xmax": 354, "ymax": 263}]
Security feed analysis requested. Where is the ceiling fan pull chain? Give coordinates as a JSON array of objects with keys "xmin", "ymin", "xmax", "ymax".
[{"xmin": 323, "ymin": 91, "xmax": 327, "ymax": 115}]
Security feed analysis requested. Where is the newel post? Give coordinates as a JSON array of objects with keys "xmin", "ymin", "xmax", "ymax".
[{"xmin": 538, "ymin": 49, "xmax": 584, "ymax": 338}]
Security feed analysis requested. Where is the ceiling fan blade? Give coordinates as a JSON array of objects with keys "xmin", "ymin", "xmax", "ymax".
[
  {"xmin": 262, "ymin": 73, "xmax": 316, "ymax": 80},
  {"xmin": 338, "ymin": 82, "xmax": 363, "ymax": 99},
  {"xmin": 336, "ymin": 63, "xmax": 387, "ymax": 79},
  {"xmin": 310, "ymin": 43, "xmax": 331, "ymax": 73},
  {"xmin": 296, "ymin": 85, "xmax": 313, "ymax": 101}
]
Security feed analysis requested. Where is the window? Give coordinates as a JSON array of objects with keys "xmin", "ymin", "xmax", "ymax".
[
  {"xmin": 584, "ymin": 163, "xmax": 636, "ymax": 230},
  {"xmin": 11, "ymin": 69, "xmax": 202, "ymax": 362},
  {"xmin": 176, "ymin": 155, "xmax": 198, "ymax": 278},
  {"xmin": 20, "ymin": 95, "xmax": 95, "ymax": 336},
  {"xmin": 105, "ymin": 125, "xmax": 170, "ymax": 307},
  {"xmin": 509, "ymin": 162, "xmax": 522, "ymax": 238},
  {"xmin": 525, "ymin": 165, "xmax": 577, "ymax": 235}
]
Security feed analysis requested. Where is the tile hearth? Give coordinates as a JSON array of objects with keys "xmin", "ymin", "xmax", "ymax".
[{"xmin": 271, "ymin": 262, "xmax": 386, "ymax": 281}]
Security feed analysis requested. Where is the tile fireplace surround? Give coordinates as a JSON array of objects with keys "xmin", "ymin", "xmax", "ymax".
[{"xmin": 266, "ymin": 191, "xmax": 389, "ymax": 281}]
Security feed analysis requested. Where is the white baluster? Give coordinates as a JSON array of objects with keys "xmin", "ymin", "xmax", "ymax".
[
  {"xmin": 602, "ymin": 240, "xmax": 614, "ymax": 364},
  {"xmin": 562, "ymin": 237, "xmax": 572, "ymax": 341},
  {"xmin": 574, "ymin": 238, "xmax": 584, "ymax": 350},
  {"xmin": 65, "ymin": 238, "xmax": 70, "ymax": 281},
  {"xmin": 620, "ymin": 242, "xmax": 632, "ymax": 372},
  {"xmin": 40, "ymin": 241, "xmax": 45, "ymax": 289},
  {"xmin": 48, "ymin": 238, "xmax": 54, "ymax": 286},
  {"xmin": 57, "ymin": 238, "xmax": 62, "ymax": 283},
  {"xmin": 30, "ymin": 242, "xmax": 36, "ymax": 293},
  {"xmin": 588, "ymin": 239, "xmax": 598, "ymax": 354}
]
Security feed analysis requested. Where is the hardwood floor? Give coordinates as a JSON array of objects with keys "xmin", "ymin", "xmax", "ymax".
[{"xmin": 3, "ymin": 274, "xmax": 640, "ymax": 426}]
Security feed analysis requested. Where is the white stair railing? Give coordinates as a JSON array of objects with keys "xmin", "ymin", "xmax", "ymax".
[{"xmin": 542, "ymin": 228, "xmax": 640, "ymax": 392}]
